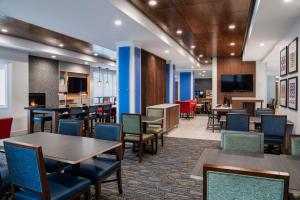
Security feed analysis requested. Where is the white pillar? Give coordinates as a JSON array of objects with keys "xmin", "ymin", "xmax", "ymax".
[{"xmin": 212, "ymin": 57, "xmax": 218, "ymax": 105}]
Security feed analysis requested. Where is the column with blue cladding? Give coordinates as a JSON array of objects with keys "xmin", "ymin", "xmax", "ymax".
[
  {"xmin": 166, "ymin": 62, "xmax": 176, "ymax": 104},
  {"xmin": 179, "ymin": 71, "xmax": 194, "ymax": 100},
  {"xmin": 117, "ymin": 42, "xmax": 141, "ymax": 122}
]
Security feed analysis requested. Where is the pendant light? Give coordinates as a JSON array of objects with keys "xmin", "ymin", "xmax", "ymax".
[
  {"xmin": 98, "ymin": 67, "xmax": 102, "ymax": 87},
  {"xmin": 106, "ymin": 68, "xmax": 109, "ymax": 85}
]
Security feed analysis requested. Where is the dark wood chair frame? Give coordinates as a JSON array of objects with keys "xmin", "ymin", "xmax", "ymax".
[
  {"xmin": 225, "ymin": 113, "xmax": 250, "ymax": 132},
  {"xmin": 203, "ymin": 163, "xmax": 289, "ymax": 200},
  {"xmin": 121, "ymin": 113, "xmax": 155, "ymax": 163},
  {"xmin": 92, "ymin": 122, "xmax": 123, "ymax": 199},
  {"xmin": 261, "ymin": 115, "xmax": 287, "ymax": 154},
  {"xmin": 4, "ymin": 141, "xmax": 90, "ymax": 200}
]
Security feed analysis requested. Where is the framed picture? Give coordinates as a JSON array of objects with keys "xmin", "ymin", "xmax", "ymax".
[
  {"xmin": 288, "ymin": 37, "xmax": 298, "ymax": 74},
  {"xmin": 280, "ymin": 79, "xmax": 287, "ymax": 107},
  {"xmin": 280, "ymin": 47, "xmax": 287, "ymax": 76},
  {"xmin": 288, "ymin": 76, "xmax": 298, "ymax": 110}
]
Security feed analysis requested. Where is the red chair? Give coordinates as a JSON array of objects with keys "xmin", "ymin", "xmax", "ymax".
[
  {"xmin": 178, "ymin": 101, "xmax": 194, "ymax": 119},
  {"xmin": 0, "ymin": 117, "xmax": 13, "ymax": 139}
]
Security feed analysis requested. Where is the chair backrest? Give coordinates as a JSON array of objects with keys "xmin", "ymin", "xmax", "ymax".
[
  {"xmin": 226, "ymin": 113, "xmax": 249, "ymax": 132},
  {"xmin": 95, "ymin": 123, "xmax": 121, "ymax": 142},
  {"xmin": 0, "ymin": 118, "xmax": 13, "ymax": 139},
  {"xmin": 203, "ymin": 164, "xmax": 289, "ymax": 200},
  {"xmin": 103, "ymin": 97, "xmax": 110, "ymax": 103},
  {"xmin": 4, "ymin": 141, "xmax": 48, "ymax": 196},
  {"xmin": 69, "ymin": 107, "xmax": 84, "ymax": 118},
  {"xmin": 88, "ymin": 105, "xmax": 98, "ymax": 114},
  {"xmin": 221, "ymin": 130, "xmax": 264, "ymax": 153},
  {"xmin": 228, "ymin": 109, "xmax": 247, "ymax": 114},
  {"xmin": 121, "ymin": 114, "xmax": 141, "ymax": 134},
  {"xmin": 255, "ymin": 109, "xmax": 274, "ymax": 117},
  {"xmin": 103, "ymin": 104, "xmax": 112, "ymax": 113},
  {"xmin": 58, "ymin": 119, "xmax": 83, "ymax": 136},
  {"xmin": 291, "ymin": 135, "xmax": 300, "ymax": 156},
  {"xmin": 147, "ymin": 108, "xmax": 164, "ymax": 125},
  {"xmin": 261, "ymin": 115, "xmax": 286, "ymax": 137}
]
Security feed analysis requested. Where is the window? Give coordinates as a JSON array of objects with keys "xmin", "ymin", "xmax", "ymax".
[{"xmin": 0, "ymin": 63, "xmax": 8, "ymax": 108}]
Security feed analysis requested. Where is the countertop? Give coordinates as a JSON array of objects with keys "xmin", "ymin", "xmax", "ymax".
[{"xmin": 147, "ymin": 104, "xmax": 179, "ymax": 109}]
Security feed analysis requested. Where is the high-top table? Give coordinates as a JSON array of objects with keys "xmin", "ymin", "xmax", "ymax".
[
  {"xmin": 0, "ymin": 132, "xmax": 121, "ymax": 166},
  {"xmin": 191, "ymin": 148, "xmax": 300, "ymax": 192},
  {"xmin": 211, "ymin": 105, "xmax": 232, "ymax": 132}
]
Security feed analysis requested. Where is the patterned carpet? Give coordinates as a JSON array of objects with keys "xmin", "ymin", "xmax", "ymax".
[{"xmin": 94, "ymin": 137, "xmax": 220, "ymax": 200}]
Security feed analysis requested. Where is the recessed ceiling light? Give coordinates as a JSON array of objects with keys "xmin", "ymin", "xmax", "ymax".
[
  {"xmin": 203, "ymin": 70, "xmax": 206, "ymax": 73},
  {"xmin": 202, "ymin": 74, "xmax": 205, "ymax": 77},
  {"xmin": 199, "ymin": 73, "xmax": 202, "ymax": 75},
  {"xmin": 51, "ymin": 55, "xmax": 56, "ymax": 59},
  {"xmin": 228, "ymin": 24, "xmax": 236, "ymax": 30},
  {"xmin": 230, "ymin": 52, "xmax": 235, "ymax": 56},
  {"xmin": 164, "ymin": 50, "xmax": 169, "ymax": 54},
  {"xmin": 205, "ymin": 60, "xmax": 208, "ymax": 64},
  {"xmin": 259, "ymin": 43, "xmax": 265, "ymax": 47},
  {"xmin": 283, "ymin": 0, "xmax": 293, "ymax": 3},
  {"xmin": 94, "ymin": 53, "xmax": 98, "ymax": 56},
  {"xmin": 197, "ymin": 63, "xmax": 200, "ymax": 67},
  {"xmin": 230, "ymin": 42, "xmax": 236, "ymax": 46},
  {"xmin": 148, "ymin": 0, "xmax": 157, "ymax": 6},
  {"xmin": 58, "ymin": 43, "xmax": 64, "ymax": 47},
  {"xmin": 191, "ymin": 45, "xmax": 196, "ymax": 49},
  {"xmin": 199, "ymin": 54, "xmax": 204, "ymax": 58},
  {"xmin": 1, "ymin": 28, "xmax": 8, "ymax": 33},
  {"xmin": 84, "ymin": 61, "xmax": 89, "ymax": 65},
  {"xmin": 114, "ymin": 20, "xmax": 122, "ymax": 26},
  {"xmin": 176, "ymin": 29, "xmax": 183, "ymax": 35},
  {"xmin": 191, "ymin": 66, "xmax": 195, "ymax": 69}
]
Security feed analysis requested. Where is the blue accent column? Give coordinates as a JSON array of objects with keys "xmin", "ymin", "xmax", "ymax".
[
  {"xmin": 118, "ymin": 47, "xmax": 130, "ymax": 122},
  {"xmin": 166, "ymin": 64, "xmax": 170, "ymax": 103},
  {"xmin": 180, "ymin": 72, "xmax": 192, "ymax": 100},
  {"xmin": 117, "ymin": 43, "xmax": 141, "ymax": 122}
]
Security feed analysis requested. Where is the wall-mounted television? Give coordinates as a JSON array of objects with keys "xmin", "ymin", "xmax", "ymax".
[
  {"xmin": 221, "ymin": 74, "xmax": 253, "ymax": 92},
  {"xmin": 68, "ymin": 77, "xmax": 87, "ymax": 93}
]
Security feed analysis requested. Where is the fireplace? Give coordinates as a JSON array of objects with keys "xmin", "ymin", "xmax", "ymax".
[{"xmin": 29, "ymin": 93, "xmax": 46, "ymax": 106}]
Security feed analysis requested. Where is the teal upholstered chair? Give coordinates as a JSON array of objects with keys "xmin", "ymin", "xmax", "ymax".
[
  {"xmin": 221, "ymin": 130, "xmax": 264, "ymax": 153},
  {"xmin": 291, "ymin": 135, "xmax": 300, "ymax": 156},
  {"xmin": 65, "ymin": 123, "xmax": 123, "ymax": 199},
  {"xmin": 44, "ymin": 119, "xmax": 83, "ymax": 172},
  {"xmin": 146, "ymin": 108, "xmax": 164, "ymax": 147},
  {"xmin": 122, "ymin": 113, "xmax": 154, "ymax": 163},
  {"xmin": 4, "ymin": 141, "xmax": 91, "ymax": 199},
  {"xmin": 203, "ymin": 164, "xmax": 289, "ymax": 200},
  {"xmin": 226, "ymin": 113, "xmax": 249, "ymax": 132}
]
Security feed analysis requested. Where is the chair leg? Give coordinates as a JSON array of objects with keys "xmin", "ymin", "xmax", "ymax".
[
  {"xmin": 116, "ymin": 169, "xmax": 123, "ymax": 195},
  {"xmin": 151, "ymin": 139, "xmax": 154, "ymax": 155},
  {"xmin": 161, "ymin": 133, "xmax": 164, "ymax": 146},
  {"xmin": 155, "ymin": 135, "xmax": 158, "ymax": 153},
  {"xmin": 84, "ymin": 188, "xmax": 91, "ymax": 200},
  {"xmin": 95, "ymin": 182, "xmax": 101, "ymax": 200},
  {"xmin": 50, "ymin": 121, "xmax": 53, "ymax": 133},
  {"xmin": 139, "ymin": 142, "xmax": 143, "ymax": 163},
  {"xmin": 41, "ymin": 121, "xmax": 45, "ymax": 132}
]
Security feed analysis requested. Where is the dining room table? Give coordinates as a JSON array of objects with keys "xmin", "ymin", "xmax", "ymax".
[
  {"xmin": 0, "ymin": 132, "xmax": 122, "ymax": 173},
  {"xmin": 191, "ymin": 148, "xmax": 300, "ymax": 192}
]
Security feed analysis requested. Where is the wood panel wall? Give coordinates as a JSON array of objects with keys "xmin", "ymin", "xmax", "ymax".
[
  {"xmin": 141, "ymin": 49, "xmax": 166, "ymax": 114},
  {"xmin": 217, "ymin": 57, "xmax": 256, "ymax": 108}
]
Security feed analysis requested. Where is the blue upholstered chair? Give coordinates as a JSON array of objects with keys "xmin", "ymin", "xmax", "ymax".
[
  {"xmin": 122, "ymin": 113, "xmax": 155, "ymax": 163},
  {"xmin": 255, "ymin": 109, "xmax": 274, "ymax": 117},
  {"xmin": 228, "ymin": 109, "xmax": 247, "ymax": 114},
  {"xmin": 146, "ymin": 108, "xmax": 164, "ymax": 147},
  {"xmin": 84, "ymin": 105, "xmax": 99, "ymax": 136},
  {"xmin": 226, "ymin": 113, "xmax": 249, "ymax": 132},
  {"xmin": 69, "ymin": 107, "xmax": 85, "ymax": 120},
  {"xmin": 100, "ymin": 104, "xmax": 112, "ymax": 123},
  {"xmin": 291, "ymin": 135, "xmax": 300, "ymax": 156},
  {"xmin": 65, "ymin": 123, "xmax": 123, "ymax": 199},
  {"xmin": 261, "ymin": 115, "xmax": 286, "ymax": 153},
  {"xmin": 45, "ymin": 119, "xmax": 83, "ymax": 172},
  {"xmin": 203, "ymin": 164, "xmax": 289, "ymax": 200},
  {"xmin": 221, "ymin": 130, "xmax": 264, "ymax": 153},
  {"xmin": 4, "ymin": 141, "xmax": 91, "ymax": 199},
  {"xmin": 0, "ymin": 153, "xmax": 10, "ymax": 198},
  {"xmin": 33, "ymin": 114, "xmax": 52, "ymax": 132}
]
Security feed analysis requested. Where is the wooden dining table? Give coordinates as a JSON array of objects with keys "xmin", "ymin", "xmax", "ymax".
[
  {"xmin": 0, "ymin": 132, "xmax": 121, "ymax": 172},
  {"xmin": 191, "ymin": 148, "xmax": 300, "ymax": 192}
]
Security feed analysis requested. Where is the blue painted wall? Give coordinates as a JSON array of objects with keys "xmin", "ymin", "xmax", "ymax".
[
  {"xmin": 180, "ymin": 72, "xmax": 191, "ymax": 100},
  {"xmin": 166, "ymin": 64, "xmax": 170, "ymax": 103},
  {"xmin": 118, "ymin": 47, "xmax": 130, "ymax": 122},
  {"xmin": 134, "ymin": 47, "xmax": 141, "ymax": 114}
]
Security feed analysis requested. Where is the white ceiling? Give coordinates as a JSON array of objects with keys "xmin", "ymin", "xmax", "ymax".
[
  {"xmin": 0, "ymin": 0, "xmax": 201, "ymax": 70},
  {"xmin": 243, "ymin": 0, "xmax": 300, "ymax": 61}
]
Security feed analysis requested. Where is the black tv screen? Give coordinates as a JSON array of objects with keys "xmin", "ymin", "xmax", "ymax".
[
  {"xmin": 221, "ymin": 75, "xmax": 253, "ymax": 92},
  {"xmin": 68, "ymin": 77, "xmax": 87, "ymax": 93}
]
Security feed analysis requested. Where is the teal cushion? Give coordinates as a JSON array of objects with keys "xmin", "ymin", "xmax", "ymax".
[
  {"xmin": 223, "ymin": 132, "xmax": 263, "ymax": 153},
  {"xmin": 291, "ymin": 137, "xmax": 300, "ymax": 156},
  {"xmin": 207, "ymin": 171, "xmax": 285, "ymax": 200}
]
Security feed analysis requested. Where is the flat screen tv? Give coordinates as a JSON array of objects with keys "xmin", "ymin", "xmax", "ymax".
[
  {"xmin": 221, "ymin": 74, "xmax": 253, "ymax": 92},
  {"xmin": 68, "ymin": 77, "xmax": 87, "ymax": 93}
]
